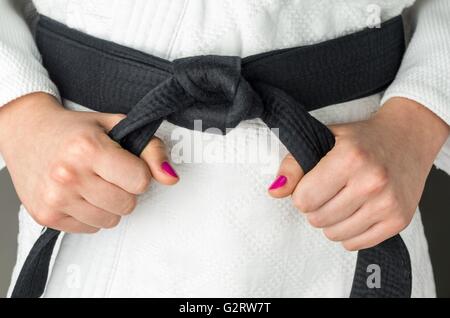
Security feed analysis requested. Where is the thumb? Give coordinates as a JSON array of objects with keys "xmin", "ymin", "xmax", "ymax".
[
  {"xmin": 96, "ymin": 113, "xmax": 179, "ymax": 185},
  {"xmin": 140, "ymin": 137, "xmax": 179, "ymax": 185},
  {"xmin": 268, "ymin": 154, "xmax": 304, "ymax": 198},
  {"xmin": 327, "ymin": 123, "xmax": 347, "ymax": 137},
  {"xmin": 95, "ymin": 112, "xmax": 127, "ymax": 133}
]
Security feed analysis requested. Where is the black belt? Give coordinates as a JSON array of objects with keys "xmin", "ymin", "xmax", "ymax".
[{"xmin": 11, "ymin": 15, "xmax": 411, "ymax": 298}]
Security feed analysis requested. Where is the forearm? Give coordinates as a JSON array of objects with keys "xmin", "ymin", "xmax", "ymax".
[
  {"xmin": 0, "ymin": 92, "xmax": 63, "ymax": 156},
  {"xmin": 375, "ymin": 97, "xmax": 450, "ymax": 169},
  {"xmin": 379, "ymin": 0, "xmax": 450, "ymax": 174}
]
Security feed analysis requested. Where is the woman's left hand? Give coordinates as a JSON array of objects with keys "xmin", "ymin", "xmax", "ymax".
[{"xmin": 268, "ymin": 97, "xmax": 449, "ymax": 251}]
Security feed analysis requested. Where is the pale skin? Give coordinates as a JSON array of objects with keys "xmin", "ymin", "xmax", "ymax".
[
  {"xmin": 0, "ymin": 93, "xmax": 448, "ymax": 251},
  {"xmin": 0, "ymin": 93, "xmax": 179, "ymax": 233}
]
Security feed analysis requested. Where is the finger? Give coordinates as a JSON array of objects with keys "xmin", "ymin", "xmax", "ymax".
[
  {"xmin": 327, "ymin": 123, "xmax": 346, "ymax": 137},
  {"xmin": 341, "ymin": 221, "xmax": 397, "ymax": 251},
  {"xmin": 78, "ymin": 173, "xmax": 137, "ymax": 216},
  {"xmin": 93, "ymin": 133, "xmax": 152, "ymax": 194},
  {"xmin": 292, "ymin": 148, "xmax": 350, "ymax": 212},
  {"xmin": 321, "ymin": 202, "xmax": 380, "ymax": 242},
  {"xmin": 65, "ymin": 198, "xmax": 121, "ymax": 229},
  {"xmin": 52, "ymin": 215, "xmax": 100, "ymax": 234},
  {"xmin": 140, "ymin": 136, "xmax": 179, "ymax": 185},
  {"xmin": 268, "ymin": 154, "xmax": 304, "ymax": 198},
  {"xmin": 305, "ymin": 184, "xmax": 368, "ymax": 228},
  {"xmin": 95, "ymin": 113, "xmax": 126, "ymax": 132}
]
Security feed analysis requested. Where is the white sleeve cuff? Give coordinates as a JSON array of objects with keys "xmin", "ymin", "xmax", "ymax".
[{"xmin": 381, "ymin": 0, "xmax": 450, "ymax": 175}]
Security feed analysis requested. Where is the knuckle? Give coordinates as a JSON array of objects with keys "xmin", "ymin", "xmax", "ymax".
[
  {"xmin": 67, "ymin": 133, "xmax": 99, "ymax": 157},
  {"xmin": 342, "ymin": 241, "xmax": 359, "ymax": 252},
  {"xmin": 42, "ymin": 187, "xmax": 65, "ymax": 208},
  {"xmin": 292, "ymin": 196, "xmax": 302, "ymax": 211},
  {"xmin": 382, "ymin": 191, "xmax": 399, "ymax": 210},
  {"xmin": 292, "ymin": 190, "xmax": 314, "ymax": 212},
  {"xmin": 366, "ymin": 207, "xmax": 382, "ymax": 223},
  {"xmin": 49, "ymin": 161, "xmax": 77, "ymax": 185},
  {"xmin": 84, "ymin": 227, "xmax": 101, "ymax": 234},
  {"xmin": 347, "ymin": 144, "xmax": 369, "ymax": 167},
  {"xmin": 133, "ymin": 168, "xmax": 151, "ymax": 194},
  {"xmin": 323, "ymin": 228, "xmax": 340, "ymax": 241},
  {"xmin": 34, "ymin": 209, "xmax": 60, "ymax": 227},
  {"xmin": 103, "ymin": 215, "xmax": 121, "ymax": 229},
  {"xmin": 307, "ymin": 213, "xmax": 325, "ymax": 228},
  {"xmin": 390, "ymin": 214, "xmax": 410, "ymax": 233},
  {"xmin": 121, "ymin": 195, "xmax": 137, "ymax": 215},
  {"xmin": 366, "ymin": 166, "xmax": 389, "ymax": 193}
]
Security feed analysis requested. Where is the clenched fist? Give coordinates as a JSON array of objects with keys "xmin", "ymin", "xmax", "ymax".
[
  {"xmin": 0, "ymin": 93, "xmax": 179, "ymax": 233},
  {"xmin": 269, "ymin": 97, "xmax": 449, "ymax": 251}
]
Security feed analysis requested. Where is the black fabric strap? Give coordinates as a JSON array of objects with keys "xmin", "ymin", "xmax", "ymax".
[
  {"xmin": 11, "ymin": 15, "xmax": 411, "ymax": 298},
  {"xmin": 11, "ymin": 228, "xmax": 59, "ymax": 298}
]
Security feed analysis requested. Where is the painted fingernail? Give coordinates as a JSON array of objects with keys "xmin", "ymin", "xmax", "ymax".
[
  {"xmin": 269, "ymin": 175, "xmax": 287, "ymax": 190},
  {"xmin": 161, "ymin": 161, "xmax": 178, "ymax": 178}
]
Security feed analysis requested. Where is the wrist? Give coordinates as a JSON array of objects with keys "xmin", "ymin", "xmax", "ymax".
[
  {"xmin": 0, "ymin": 92, "xmax": 64, "ymax": 152},
  {"xmin": 373, "ymin": 97, "xmax": 449, "ymax": 165}
]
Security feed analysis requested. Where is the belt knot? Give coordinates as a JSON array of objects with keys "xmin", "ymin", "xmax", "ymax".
[{"xmin": 172, "ymin": 55, "xmax": 263, "ymax": 130}]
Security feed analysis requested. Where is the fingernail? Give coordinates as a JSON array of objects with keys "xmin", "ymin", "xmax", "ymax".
[
  {"xmin": 161, "ymin": 161, "xmax": 178, "ymax": 178},
  {"xmin": 269, "ymin": 175, "xmax": 287, "ymax": 190}
]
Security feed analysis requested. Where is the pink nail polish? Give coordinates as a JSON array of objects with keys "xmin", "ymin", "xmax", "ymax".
[
  {"xmin": 269, "ymin": 175, "xmax": 287, "ymax": 190},
  {"xmin": 161, "ymin": 161, "xmax": 178, "ymax": 178}
]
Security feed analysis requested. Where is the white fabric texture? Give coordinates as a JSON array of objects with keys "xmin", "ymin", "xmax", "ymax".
[{"xmin": 2, "ymin": 0, "xmax": 448, "ymax": 297}]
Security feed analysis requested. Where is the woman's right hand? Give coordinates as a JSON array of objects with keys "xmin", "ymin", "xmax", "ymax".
[{"xmin": 0, "ymin": 92, "xmax": 178, "ymax": 233}]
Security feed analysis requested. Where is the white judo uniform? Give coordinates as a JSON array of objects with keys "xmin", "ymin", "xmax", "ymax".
[{"xmin": 1, "ymin": 0, "xmax": 450, "ymax": 297}]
